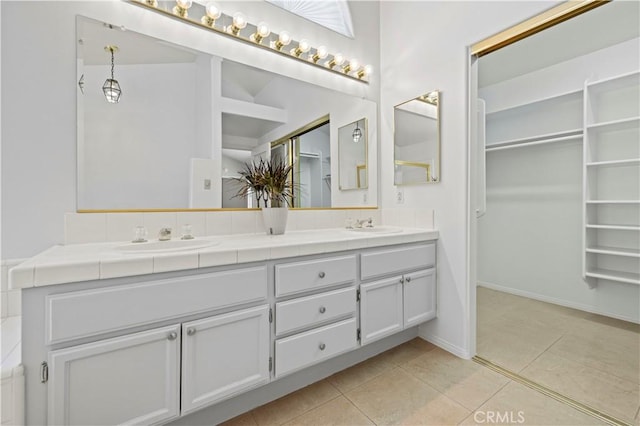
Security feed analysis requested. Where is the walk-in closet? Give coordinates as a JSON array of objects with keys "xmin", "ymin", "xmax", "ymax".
[{"xmin": 473, "ymin": 2, "xmax": 639, "ymax": 423}]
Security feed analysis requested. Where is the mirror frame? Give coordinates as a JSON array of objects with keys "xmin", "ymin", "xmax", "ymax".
[{"xmin": 393, "ymin": 90, "xmax": 441, "ymax": 185}]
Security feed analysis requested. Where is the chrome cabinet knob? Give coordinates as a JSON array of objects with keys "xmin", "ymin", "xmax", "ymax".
[
  {"xmin": 187, "ymin": 327, "xmax": 196, "ymax": 336},
  {"xmin": 319, "ymin": 306, "xmax": 326, "ymax": 314},
  {"xmin": 319, "ymin": 343, "xmax": 326, "ymax": 351},
  {"xmin": 406, "ymin": 276, "xmax": 411, "ymax": 282},
  {"xmin": 399, "ymin": 277, "xmax": 404, "ymax": 284},
  {"xmin": 167, "ymin": 331, "xmax": 178, "ymax": 341},
  {"xmin": 318, "ymin": 271, "xmax": 326, "ymax": 278}
]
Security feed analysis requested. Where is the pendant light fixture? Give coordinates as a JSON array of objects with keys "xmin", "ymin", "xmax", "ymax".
[
  {"xmin": 352, "ymin": 121, "xmax": 362, "ymax": 143},
  {"xmin": 102, "ymin": 45, "xmax": 122, "ymax": 104}
]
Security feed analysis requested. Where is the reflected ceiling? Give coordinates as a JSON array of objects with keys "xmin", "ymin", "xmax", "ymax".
[{"xmin": 264, "ymin": 0, "xmax": 354, "ymax": 38}]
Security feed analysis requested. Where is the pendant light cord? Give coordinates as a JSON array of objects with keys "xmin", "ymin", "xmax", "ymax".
[{"xmin": 110, "ymin": 49, "xmax": 115, "ymax": 80}]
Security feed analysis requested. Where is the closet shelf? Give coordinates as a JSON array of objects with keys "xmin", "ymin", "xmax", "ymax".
[
  {"xmin": 586, "ymin": 116, "xmax": 640, "ymax": 133},
  {"xmin": 586, "ymin": 224, "xmax": 640, "ymax": 231},
  {"xmin": 585, "ymin": 268, "xmax": 640, "ymax": 285},
  {"xmin": 485, "ymin": 88, "xmax": 582, "ymax": 115},
  {"xmin": 486, "ymin": 129, "xmax": 582, "ymax": 152},
  {"xmin": 586, "ymin": 246, "xmax": 640, "ymax": 258},
  {"xmin": 586, "ymin": 158, "xmax": 640, "ymax": 168},
  {"xmin": 586, "ymin": 200, "xmax": 640, "ymax": 205},
  {"xmin": 586, "ymin": 70, "xmax": 640, "ymax": 92}
]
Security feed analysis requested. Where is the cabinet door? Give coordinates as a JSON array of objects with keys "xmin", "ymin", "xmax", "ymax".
[
  {"xmin": 181, "ymin": 305, "xmax": 270, "ymax": 414},
  {"xmin": 48, "ymin": 325, "xmax": 180, "ymax": 426},
  {"xmin": 403, "ymin": 268, "xmax": 436, "ymax": 328},
  {"xmin": 360, "ymin": 277, "xmax": 404, "ymax": 345}
]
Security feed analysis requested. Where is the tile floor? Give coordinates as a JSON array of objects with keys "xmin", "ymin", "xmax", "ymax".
[
  {"xmin": 477, "ymin": 287, "xmax": 640, "ymax": 425},
  {"xmin": 222, "ymin": 338, "xmax": 610, "ymax": 426}
]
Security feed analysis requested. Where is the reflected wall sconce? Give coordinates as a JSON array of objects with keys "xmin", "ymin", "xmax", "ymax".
[
  {"xmin": 131, "ymin": 0, "xmax": 372, "ymax": 83},
  {"xmin": 173, "ymin": 0, "xmax": 192, "ymax": 18},
  {"xmin": 102, "ymin": 45, "xmax": 122, "ymax": 104},
  {"xmin": 352, "ymin": 121, "xmax": 362, "ymax": 143}
]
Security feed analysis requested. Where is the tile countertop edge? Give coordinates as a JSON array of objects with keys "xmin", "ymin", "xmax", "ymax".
[{"xmin": 9, "ymin": 228, "xmax": 439, "ymax": 289}]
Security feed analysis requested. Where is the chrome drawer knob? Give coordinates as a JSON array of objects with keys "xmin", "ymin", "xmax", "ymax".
[
  {"xmin": 406, "ymin": 276, "xmax": 411, "ymax": 282},
  {"xmin": 319, "ymin": 306, "xmax": 326, "ymax": 314},
  {"xmin": 318, "ymin": 271, "xmax": 326, "ymax": 278},
  {"xmin": 187, "ymin": 328, "xmax": 196, "ymax": 336},
  {"xmin": 319, "ymin": 343, "xmax": 326, "ymax": 351},
  {"xmin": 167, "ymin": 332, "xmax": 178, "ymax": 341}
]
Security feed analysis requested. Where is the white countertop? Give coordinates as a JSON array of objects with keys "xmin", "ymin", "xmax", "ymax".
[{"xmin": 9, "ymin": 227, "xmax": 438, "ymax": 289}]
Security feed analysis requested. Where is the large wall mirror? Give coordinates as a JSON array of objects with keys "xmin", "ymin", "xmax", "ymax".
[
  {"xmin": 338, "ymin": 118, "xmax": 368, "ymax": 190},
  {"xmin": 393, "ymin": 91, "xmax": 440, "ymax": 184},
  {"xmin": 76, "ymin": 15, "xmax": 376, "ymax": 211}
]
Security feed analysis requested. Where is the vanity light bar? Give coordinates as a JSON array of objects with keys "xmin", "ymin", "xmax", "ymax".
[{"xmin": 130, "ymin": 0, "xmax": 372, "ymax": 83}]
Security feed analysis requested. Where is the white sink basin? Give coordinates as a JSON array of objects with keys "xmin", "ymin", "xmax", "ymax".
[
  {"xmin": 116, "ymin": 239, "xmax": 219, "ymax": 253},
  {"xmin": 347, "ymin": 226, "xmax": 403, "ymax": 234}
]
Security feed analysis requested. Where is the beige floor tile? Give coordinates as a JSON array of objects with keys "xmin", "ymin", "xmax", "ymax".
[
  {"xmin": 460, "ymin": 382, "xmax": 605, "ymax": 426},
  {"xmin": 548, "ymin": 333, "xmax": 639, "ymax": 384},
  {"xmin": 251, "ymin": 380, "xmax": 340, "ymax": 426},
  {"xmin": 521, "ymin": 351, "xmax": 640, "ymax": 423},
  {"xmin": 327, "ymin": 352, "xmax": 395, "ymax": 393},
  {"xmin": 283, "ymin": 396, "xmax": 374, "ymax": 426},
  {"xmin": 220, "ymin": 411, "xmax": 257, "ymax": 426},
  {"xmin": 476, "ymin": 333, "xmax": 550, "ymax": 373},
  {"xmin": 569, "ymin": 314, "xmax": 640, "ymax": 357},
  {"xmin": 403, "ymin": 348, "xmax": 510, "ymax": 411},
  {"xmin": 379, "ymin": 338, "xmax": 437, "ymax": 366},
  {"xmin": 345, "ymin": 367, "xmax": 470, "ymax": 425}
]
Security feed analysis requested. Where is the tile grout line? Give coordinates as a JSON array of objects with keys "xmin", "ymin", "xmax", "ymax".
[
  {"xmin": 339, "ymin": 387, "xmax": 379, "ymax": 426},
  {"xmin": 473, "ymin": 355, "xmax": 632, "ymax": 426}
]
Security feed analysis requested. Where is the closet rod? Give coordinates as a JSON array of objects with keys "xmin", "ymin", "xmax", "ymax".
[{"xmin": 486, "ymin": 134, "xmax": 582, "ymax": 152}]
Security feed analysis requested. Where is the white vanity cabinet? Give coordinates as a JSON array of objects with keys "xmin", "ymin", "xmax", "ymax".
[
  {"xmin": 359, "ymin": 244, "xmax": 436, "ymax": 345},
  {"xmin": 48, "ymin": 324, "xmax": 181, "ymax": 426},
  {"xmin": 274, "ymin": 254, "xmax": 358, "ymax": 377}
]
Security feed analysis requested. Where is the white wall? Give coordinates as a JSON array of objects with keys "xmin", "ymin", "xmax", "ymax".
[
  {"xmin": 478, "ymin": 38, "xmax": 640, "ymax": 323},
  {"xmin": 0, "ymin": 0, "xmax": 379, "ymax": 259},
  {"xmin": 379, "ymin": 1, "xmax": 562, "ymax": 357}
]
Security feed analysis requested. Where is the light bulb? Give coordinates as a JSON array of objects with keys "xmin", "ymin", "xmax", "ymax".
[
  {"xmin": 291, "ymin": 39, "xmax": 311, "ymax": 57},
  {"xmin": 173, "ymin": 0, "xmax": 192, "ymax": 17},
  {"xmin": 227, "ymin": 12, "xmax": 247, "ymax": 35},
  {"xmin": 272, "ymin": 31, "xmax": 292, "ymax": 50},
  {"xmin": 311, "ymin": 45, "xmax": 328, "ymax": 63},
  {"xmin": 201, "ymin": 2, "xmax": 221, "ymax": 26},
  {"xmin": 357, "ymin": 64, "xmax": 373, "ymax": 79},
  {"xmin": 251, "ymin": 22, "xmax": 271, "ymax": 44},
  {"xmin": 326, "ymin": 53, "xmax": 344, "ymax": 69},
  {"xmin": 343, "ymin": 58, "xmax": 359, "ymax": 74}
]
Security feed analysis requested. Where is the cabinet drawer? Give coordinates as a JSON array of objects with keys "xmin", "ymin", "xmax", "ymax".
[
  {"xmin": 361, "ymin": 243, "xmax": 435, "ymax": 280},
  {"xmin": 275, "ymin": 318, "xmax": 357, "ymax": 378},
  {"xmin": 46, "ymin": 266, "xmax": 267, "ymax": 344},
  {"xmin": 275, "ymin": 255, "xmax": 356, "ymax": 297},
  {"xmin": 276, "ymin": 287, "xmax": 356, "ymax": 336}
]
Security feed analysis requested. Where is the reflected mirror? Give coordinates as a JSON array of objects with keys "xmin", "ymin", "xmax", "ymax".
[
  {"xmin": 338, "ymin": 118, "xmax": 368, "ymax": 190},
  {"xmin": 76, "ymin": 15, "xmax": 377, "ymax": 210},
  {"xmin": 393, "ymin": 91, "xmax": 440, "ymax": 184}
]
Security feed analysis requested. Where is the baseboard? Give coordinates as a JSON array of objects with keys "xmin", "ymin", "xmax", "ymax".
[
  {"xmin": 418, "ymin": 329, "xmax": 471, "ymax": 359},
  {"xmin": 477, "ymin": 281, "xmax": 639, "ymax": 324}
]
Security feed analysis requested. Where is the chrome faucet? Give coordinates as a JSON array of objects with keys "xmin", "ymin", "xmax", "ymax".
[
  {"xmin": 158, "ymin": 227, "xmax": 172, "ymax": 241},
  {"xmin": 355, "ymin": 217, "xmax": 373, "ymax": 228}
]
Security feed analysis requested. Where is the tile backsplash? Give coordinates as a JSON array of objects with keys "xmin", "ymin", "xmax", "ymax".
[{"xmin": 63, "ymin": 208, "xmax": 434, "ymax": 245}]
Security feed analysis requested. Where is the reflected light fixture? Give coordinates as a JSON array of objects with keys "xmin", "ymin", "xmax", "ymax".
[
  {"xmin": 272, "ymin": 31, "xmax": 292, "ymax": 51},
  {"xmin": 145, "ymin": 0, "xmax": 158, "ymax": 7},
  {"xmin": 173, "ymin": 0, "xmax": 192, "ymax": 18},
  {"xmin": 326, "ymin": 53, "xmax": 344, "ymax": 69},
  {"xmin": 250, "ymin": 22, "xmax": 270, "ymax": 44},
  {"xmin": 311, "ymin": 46, "xmax": 328, "ymax": 63},
  {"xmin": 227, "ymin": 12, "xmax": 247, "ymax": 36},
  {"xmin": 343, "ymin": 58, "xmax": 359, "ymax": 74},
  {"xmin": 352, "ymin": 121, "xmax": 362, "ymax": 143},
  {"xmin": 201, "ymin": 2, "xmax": 221, "ymax": 27},
  {"xmin": 291, "ymin": 39, "xmax": 311, "ymax": 57},
  {"xmin": 357, "ymin": 64, "xmax": 373, "ymax": 80},
  {"xmin": 102, "ymin": 45, "xmax": 122, "ymax": 104}
]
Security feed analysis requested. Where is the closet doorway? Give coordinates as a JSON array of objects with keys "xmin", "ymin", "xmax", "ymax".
[{"xmin": 470, "ymin": 2, "xmax": 639, "ymax": 424}]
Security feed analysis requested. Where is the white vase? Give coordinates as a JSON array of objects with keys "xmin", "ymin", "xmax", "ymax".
[{"xmin": 262, "ymin": 207, "xmax": 288, "ymax": 235}]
